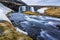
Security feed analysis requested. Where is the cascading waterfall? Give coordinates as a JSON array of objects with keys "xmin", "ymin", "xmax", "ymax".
[
  {"xmin": 19, "ymin": 6, "xmax": 35, "ymax": 13},
  {"xmin": 19, "ymin": 6, "xmax": 22, "ymax": 13},
  {"xmin": 22, "ymin": 6, "xmax": 26, "ymax": 12},
  {"xmin": 19, "ymin": 6, "xmax": 26, "ymax": 13},
  {"xmin": 30, "ymin": 7, "xmax": 35, "ymax": 12}
]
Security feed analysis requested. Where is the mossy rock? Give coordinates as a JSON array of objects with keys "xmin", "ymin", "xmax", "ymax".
[{"xmin": 6, "ymin": 11, "xmax": 14, "ymax": 16}]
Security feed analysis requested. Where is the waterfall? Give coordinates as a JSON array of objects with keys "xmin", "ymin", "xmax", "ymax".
[
  {"xmin": 19, "ymin": 6, "xmax": 26, "ymax": 13},
  {"xmin": 19, "ymin": 6, "xmax": 36, "ymax": 13},
  {"xmin": 30, "ymin": 7, "xmax": 35, "ymax": 12},
  {"xmin": 19, "ymin": 6, "xmax": 22, "ymax": 13},
  {"xmin": 22, "ymin": 6, "xmax": 26, "ymax": 12}
]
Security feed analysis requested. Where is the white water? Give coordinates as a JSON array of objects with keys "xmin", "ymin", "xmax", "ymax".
[
  {"xmin": 19, "ymin": 6, "xmax": 35, "ymax": 13},
  {"xmin": 30, "ymin": 7, "xmax": 35, "ymax": 12}
]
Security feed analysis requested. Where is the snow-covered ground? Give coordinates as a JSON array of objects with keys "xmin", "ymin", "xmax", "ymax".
[
  {"xmin": 0, "ymin": 3, "xmax": 13, "ymax": 15},
  {"xmin": 0, "ymin": 3, "xmax": 13, "ymax": 22},
  {"xmin": 0, "ymin": 3, "xmax": 12, "ymax": 22},
  {"xmin": 16, "ymin": 27, "xmax": 28, "ymax": 35},
  {"xmin": 0, "ymin": 8, "xmax": 11, "ymax": 22},
  {"xmin": 37, "ymin": 7, "xmax": 48, "ymax": 14}
]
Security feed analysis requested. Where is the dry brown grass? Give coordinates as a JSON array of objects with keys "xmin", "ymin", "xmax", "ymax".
[
  {"xmin": 23, "ymin": 11, "xmax": 42, "ymax": 16},
  {"xmin": 23, "ymin": 11, "xmax": 38, "ymax": 15},
  {"xmin": 0, "ymin": 20, "xmax": 33, "ymax": 40},
  {"xmin": 45, "ymin": 7, "xmax": 60, "ymax": 17}
]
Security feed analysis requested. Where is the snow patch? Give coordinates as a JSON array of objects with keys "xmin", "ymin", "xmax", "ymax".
[
  {"xmin": 37, "ymin": 7, "xmax": 48, "ymax": 14},
  {"xmin": 0, "ymin": 7, "xmax": 11, "ymax": 22},
  {"xmin": 16, "ymin": 27, "xmax": 28, "ymax": 35},
  {"xmin": 0, "ymin": 3, "xmax": 13, "ymax": 15}
]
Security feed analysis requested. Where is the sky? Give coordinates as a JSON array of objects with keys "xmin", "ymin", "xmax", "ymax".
[{"xmin": 22, "ymin": 0, "xmax": 60, "ymax": 6}]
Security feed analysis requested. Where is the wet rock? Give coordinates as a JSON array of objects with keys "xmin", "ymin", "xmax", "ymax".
[{"xmin": 56, "ymin": 24, "xmax": 60, "ymax": 29}]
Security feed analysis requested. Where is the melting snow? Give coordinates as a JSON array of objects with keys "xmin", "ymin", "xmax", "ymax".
[
  {"xmin": 37, "ymin": 7, "xmax": 48, "ymax": 14},
  {"xmin": 0, "ymin": 3, "xmax": 12, "ymax": 22},
  {"xmin": 0, "ymin": 3, "xmax": 13, "ymax": 15},
  {"xmin": 16, "ymin": 27, "xmax": 28, "ymax": 35},
  {"xmin": 0, "ymin": 9, "xmax": 11, "ymax": 22}
]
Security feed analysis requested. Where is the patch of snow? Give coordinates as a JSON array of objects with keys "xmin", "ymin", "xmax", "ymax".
[
  {"xmin": 37, "ymin": 7, "xmax": 48, "ymax": 14},
  {"xmin": 0, "ymin": 8, "xmax": 11, "ymax": 22},
  {"xmin": 16, "ymin": 27, "xmax": 28, "ymax": 35},
  {"xmin": 0, "ymin": 3, "xmax": 13, "ymax": 15}
]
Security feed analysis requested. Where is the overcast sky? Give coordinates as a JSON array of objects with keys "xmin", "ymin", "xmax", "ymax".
[{"xmin": 22, "ymin": 0, "xmax": 60, "ymax": 6}]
